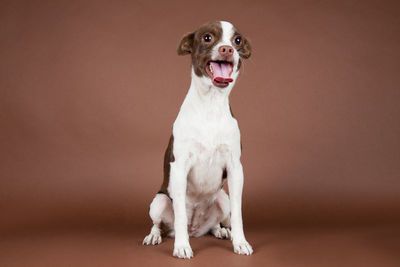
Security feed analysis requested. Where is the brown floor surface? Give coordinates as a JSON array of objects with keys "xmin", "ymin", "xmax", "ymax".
[{"xmin": 1, "ymin": 225, "xmax": 399, "ymax": 267}]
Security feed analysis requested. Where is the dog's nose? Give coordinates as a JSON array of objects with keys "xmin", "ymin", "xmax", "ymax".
[{"xmin": 218, "ymin": 45, "xmax": 234, "ymax": 57}]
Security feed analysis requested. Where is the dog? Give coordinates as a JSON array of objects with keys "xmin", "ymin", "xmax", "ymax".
[{"xmin": 143, "ymin": 21, "xmax": 252, "ymax": 259}]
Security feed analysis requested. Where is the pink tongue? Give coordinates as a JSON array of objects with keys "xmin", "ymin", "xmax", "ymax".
[{"xmin": 210, "ymin": 62, "xmax": 233, "ymax": 83}]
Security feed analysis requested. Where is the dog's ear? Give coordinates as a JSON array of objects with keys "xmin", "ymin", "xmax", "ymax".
[
  {"xmin": 177, "ymin": 32, "xmax": 195, "ymax": 55},
  {"xmin": 240, "ymin": 38, "xmax": 252, "ymax": 59}
]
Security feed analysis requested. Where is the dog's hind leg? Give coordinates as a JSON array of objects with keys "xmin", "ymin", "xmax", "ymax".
[
  {"xmin": 143, "ymin": 193, "xmax": 174, "ymax": 245},
  {"xmin": 210, "ymin": 189, "xmax": 232, "ymax": 239}
]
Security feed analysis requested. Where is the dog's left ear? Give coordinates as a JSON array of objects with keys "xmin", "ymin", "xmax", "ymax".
[
  {"xmin": 177, "ymin": 32, "xmax": 195, "ymax": 55},
  {"xmin": 240, "ymin": 38, "xmax": 252, "ymax": 59}
]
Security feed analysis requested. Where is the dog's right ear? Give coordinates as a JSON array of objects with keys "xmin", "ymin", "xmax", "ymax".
[{"xmin": 177, "ymin": 32, "xmax": 195, "ymax": 55}]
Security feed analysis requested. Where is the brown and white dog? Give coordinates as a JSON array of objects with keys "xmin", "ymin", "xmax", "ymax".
[{"xmin": 143, "ymin": 21, "xmax": 252, "ymax": 259}]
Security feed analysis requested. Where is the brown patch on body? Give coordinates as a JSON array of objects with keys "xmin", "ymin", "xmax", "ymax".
[
  {"xmin": 222, "ymin": 168, "xmax": 227, "ymax": 179},
  {"xmin": 158, "ymin": 135, "xmax": 175, "ymax": 197}
]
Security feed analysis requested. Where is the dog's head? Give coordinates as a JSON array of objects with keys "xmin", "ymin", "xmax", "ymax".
[{"xmin": 177, "ymin": 21, "xmax": 251, "ymax": 89}]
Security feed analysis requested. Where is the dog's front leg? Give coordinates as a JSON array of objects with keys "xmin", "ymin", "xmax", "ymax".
[
  {"xmin": 227, "ymin": 159, "xmax": 253, "ymax": 255},
  {"xmin": 169, "ymin": 160, "xmax": 193, "ymax": 259}
]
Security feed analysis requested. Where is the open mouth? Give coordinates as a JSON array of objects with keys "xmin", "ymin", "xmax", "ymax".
[{"xmin": 205, "ymin": 60, "xmax": 234, "ymax": 88}]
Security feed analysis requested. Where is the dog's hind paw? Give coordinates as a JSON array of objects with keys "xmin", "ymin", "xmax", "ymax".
[
  {"xmin": 211, "ymin": 225, "xmax": 231, "ymax": 239},
  {"xmin": 143, "ymin": 232, "xmax": 162, "ymax": 245}
]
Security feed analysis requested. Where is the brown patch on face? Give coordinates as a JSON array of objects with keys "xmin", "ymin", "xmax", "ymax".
[
  {"xmin": 177, "ymin": 21, "xmax": 223, "ymax": 77},
  {"xmin": 158, "ymin": 134, "xmax": 175, "ymax": 197},
  {"xmin": 231, "ymin": 27, "xmax": 252, "ymax": 70},
  {"xmin": 177, "ymin": 32, "xmax": 195, "ymax": 55},
  {"xmin": 191, "ymin": 22, "xmax": 223, "ymax": 77}
]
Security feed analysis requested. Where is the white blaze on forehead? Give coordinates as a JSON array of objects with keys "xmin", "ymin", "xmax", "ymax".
[
  {"xmin": 220, "ymin": 21, "xmax": 235, "ymax": 45},
  {"xmin": 211, "ymin": 21, "xmax": 236, "ymax": 57}
]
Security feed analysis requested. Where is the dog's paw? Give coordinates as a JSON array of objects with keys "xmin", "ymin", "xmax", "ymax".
[
  {"xmin": 173, "ymin": 244, "xmax": 193, "ymax": 259},
  {"xmin": 233, "ymin": 240, "xmax": 253, "ymax": 255},
  {"xmin": 142, "ymin": 232, "xmax": 162, "ymax": 245},
  {"xmin": 211, "ymin": 226, "xmax": 231, "ymax": 239}
]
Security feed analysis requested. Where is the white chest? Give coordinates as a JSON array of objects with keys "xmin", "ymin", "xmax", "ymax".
[
  {"xmin": 174, "ymin": 112, "xmax": 240, "ymax": 200},
  {"xmin": 186, "ymin": 142, "xmax": 229, "ymax": 198}
]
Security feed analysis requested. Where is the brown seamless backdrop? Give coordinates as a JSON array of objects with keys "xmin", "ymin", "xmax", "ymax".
[{"xmin": 1, "ymin": 0, "xmax": 400, "ymax": 235}]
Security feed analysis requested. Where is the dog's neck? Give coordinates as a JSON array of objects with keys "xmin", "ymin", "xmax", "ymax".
[{"xmin": 179, "ymin": 68, "xmax": 236, "ymax": 118}]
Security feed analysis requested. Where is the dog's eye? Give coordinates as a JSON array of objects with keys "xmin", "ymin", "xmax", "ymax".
[
  {"xmin": 234, "ymin": 36, "xmax": 242, "ymax": 45},
  {"xmin": 203, "ymin": 34, "xmax": 212, "ymax": 43}
]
